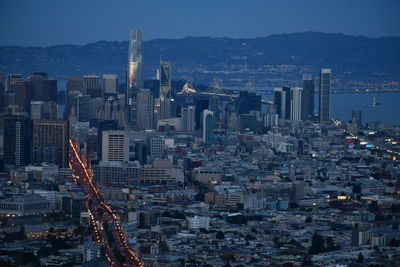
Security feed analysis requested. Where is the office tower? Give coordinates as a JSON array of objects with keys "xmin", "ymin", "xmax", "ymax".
[
  {"xmin": 351, "ymin": 110, "xmax": 362, "ymax": 133},
  {"xmin": 102, "ymin": 130, "xmax": 129, "ymax": 162},
  {"xmin": 76, "ymin": 94, "xmax": 91, "ymax": 122},
  {"xmin": 236, "ymin": 91, "xmax": 261, "ymax": 115},
  {"xmin": 159, "ymin": 62, "xmax": 172, "ymax": 120},
  {"xmin": 150, "ymin": 136, "xmax": 164, "ymax": 159},
  {"xmin": 274, "ymin": 86, "xmax": 291, "ymax": 120},
  {"xmin": 4, "ymin": 115, "xmax": 33, "ymax": 167},
  {"xmin": 127, "ymin": 30, "xmax": 144, "ymax": 127},
  {"xmin": 302, "ymin": 74, "xmax": 315, "ymax": 121},
  {"xmin": 84, "ymin": 75, "xmax": 102, "ymax": 98},
  {"xmin": 31, "ymin": 101, "xmax": 45, "ymax": 120},
  {"xmin": 203, "ymin": 109, "xmax": 214, "ymax": 145},
  {"xmin": 290, "ymin": 87, "xmax": 303, "ymax": 121},
  {"xmin": 13, "ymin": 80, "xmax": 34, "ymax": 114},
  {"xmin": 137, "ymin": 89, "xmax": 154, "ymax": 130},
  {"xmin": 103, "ymin": 74, "xmax": 119, "ymax": 94},
  {"xmin": 0, "ymin": 73, "xmax": 4, "ymax": 113},
  {"xmin": 195, "ymin": 99, "xmax": 209, "ymax": 130},
  {"xmin": 66, "ymin": 76, "xmax": 84, "ymax": 94},
  {"xmin": 181, "ymin": 105, "xmax": 195, "ymax": 132},
  {"xmin": 28, "ymin": 72, "xmax": 57, "ymax": 102},
  {"xmin": 33, "ymin": 120, "xmax": 69, "ymax": 167},
  {"xmin": 133, "ymin": 139, "xmax": 147, "ymax": 164},
  {"xmin": 319, "ymin": 69, "xmax": 331, "ymax": 123},
  {"xmin": 127, "ymin": 29, "xmax": 144, "ymax": 94},
  {"xmin": 5, "ymin": 74, "xmax": 23, "ymax": 92}
]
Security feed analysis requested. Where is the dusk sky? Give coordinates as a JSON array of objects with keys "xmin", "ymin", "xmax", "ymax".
[{"xmin": 1, "ymin": 0, "xmax": 399, "ymax": 46}]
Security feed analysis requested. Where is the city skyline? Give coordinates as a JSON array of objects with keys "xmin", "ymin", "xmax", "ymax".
[{"xmin": 0, "ymin": 2, "xmax": 399, "ymax": 266}]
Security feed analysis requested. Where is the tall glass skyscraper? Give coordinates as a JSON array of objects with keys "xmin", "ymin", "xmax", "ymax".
[
  {"xmin": 319, "ymin": 69, "xmax": 331, "ymax": 123},
  {"xmin": 302, "ymin": 74, "xmax": 315, "ymax": 121},
  {"xmin": 203, "ymin": 109, "xmax": 214, "ymax": 145},
  {"xmin": 127, "ymin": 29, "xmax": 144, "ymax": 127},
  {"xmin": 159, "ymin": 62, "xmax": 172, "ymax": 120}
]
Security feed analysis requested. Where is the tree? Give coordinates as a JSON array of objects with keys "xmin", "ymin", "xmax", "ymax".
[
  {"xmin": 305, "ymin": 217, "xmax": 313, "ymax": 223},
  {"xmin": 357, "ymin": 252, "xmax": 364, "ymax": 263},
  {"xmin": 309, "ymin": 233, "xmax": 325, "ymax": 255}
]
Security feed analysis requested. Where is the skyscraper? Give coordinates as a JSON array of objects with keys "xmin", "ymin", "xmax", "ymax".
[
  {"xmin": 76, "ymin": 94, "xmax": 91, "ymax": 122},
  {"xmin": 31, "ymin": 101, "xmax": 45, "ymax": 120},
  {"xmin": 181, "ymin": 105, "xmax": 195, "ymax": 132},
  {"xmin": 159, "ymin": 62, "xmax": 172, "ymax": 120},
  {"xmin": 302, "ymin": 74, "xmax": 315, "ymax": 121},
  {"xmin": 290, "ymin": 87, "xmax": 303, "ymax": 121},
  {"xmin": 319, "ymin": 69, "xmax": 331, "ymax": 123},
  {"xmin": 4, "ymin": 115, "xmax": 33, "ymax": 167},
  {"xmin": 28, "ymin": 72, "xmax": 57, "ymax": 102},
  {"xmin": 136, "ymin": 89, "xmax": 154, "ymax": 130},
  {"xmin": 127, "ymin": 30, "xmax": 144, "ymax": 128},
  {"xmin": 203, "ymin": 109, "xmax": 214, "ymax": 145},
  {"xmin": 14, "ymin": 80, "xmax": 34, "ymax": 114},
  {"xmin": 274, "ymin": 86, "xmax": 291, "ymax": 120},
  {"xmin": 84, "ymin": 75, "xmax": 102, "ymax": 98},
  {"xmin": 102, "ymin": 74, "xmax": 119, "ymax": 94},
  {"xmin": 33, "ymin": 120, "xmax": 69, "ymax": 167}
]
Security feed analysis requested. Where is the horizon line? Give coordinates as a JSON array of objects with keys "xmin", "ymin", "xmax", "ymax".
[{"xmin": 1, "ymin": 31, "xmax": 399, "ymax": 48}]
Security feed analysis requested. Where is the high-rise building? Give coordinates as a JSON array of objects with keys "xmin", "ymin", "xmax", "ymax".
[
  {"xmin": 14, "ymin": 80, "xmax": 34, "ymax": 114},
  {"xmin": 149, "ymin": 136, "xmax": 164, "ymax": 159},
  {"xmin": 83, "ymin": 75, "xmax": 102, "ymax": 98},
  {"xmin": 31, "ymin": 101, "xmax": 45, "ymax": 120},
  {"xmin": 102, "ymin": 74, "xmax": 119, "ymax": 94},
  {"xmin": 236, "ymin": 91, "xmax": 261, "ymax": 115},
  {"xmin": 66, "ymin": 76, "xmax": 84, "ymax": 94},
  {"xmin": 274, "ymin": 86, "xmax": 291, "ymax": 120},
  {"xmin": 28, "ymin": 72, "xmax": 57, "ymax": 102},
  {"xmin": 290, "ymin": 87, "xmax": 303, "ymax": 121},
  {"xmin": 203, "ymin": 109, "xmax": 214, "ymax": 145},
  {"xmin": 102, "ymin": 131, "xmax": 129, "ymax": 162},
  {"xmin": 127, "ymin": 29, "xmax": 144, "ymax": 94},
  {"xmin": 76, "ymin": 94, "xmax": 91, "ymax": 122},
  {"xmin": 181, "ymin": 105, "xmax": 195, "ymax": 132},
  {"xmin": 137, "ymin": 89, "xmax": 154, "ymax": 130},
  {"xmin": 159, "ymin": 62, "xmax": 172, "ymax": 120},
  {"xmin": 4, "ymin": 115, "xmax": 33, "ymax": 167},
  {"xmin": 5, "ymin": 74, "xmax": 23, "ymax": 92},
  {"xmin": 319, "ymin": 69, "xmax": 331, "ymax": 123},
  {"xmin": 33, "ymin": 120, "xmax": 69, "ymax": 167},
  {"xmin": 302, "ymin": 74, "xmax": 315, "ymax": 121},
  {"xmin": 127, "ymin": 30, "xmax": 143, "ymax": 127}
]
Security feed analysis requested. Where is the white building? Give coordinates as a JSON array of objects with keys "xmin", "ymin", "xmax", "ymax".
[
  {"xmin": 290, "ymin": 87, "xmax": 302, "ymax": 121},
  {"xmin": 188, "ymin": 216, "xmax": 210, "ymax": 229},
  {"xmin": 102, "ymin": 130, "xmax": 129, "ymax": 162}
]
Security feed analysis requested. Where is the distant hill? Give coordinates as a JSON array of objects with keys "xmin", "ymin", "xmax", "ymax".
[{"xmin": 1, "ymin": 32, "xmax": 399, "ymax": 89}]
